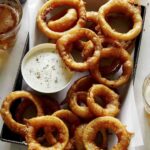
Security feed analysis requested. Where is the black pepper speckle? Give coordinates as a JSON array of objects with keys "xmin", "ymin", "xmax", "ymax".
[
  {"xmin": 36, "ymin": 72, "xmax": 41, "ymax": 79},
  {"xmin": 52, "ymin": 65, "xmax": 56, "ymax": 70},
  {"xmin": 55, "ymin": 77, "xmax": 58, "ymax": 83},
  {"xmin": 36, "ymin": 57, "xmax": 39, "ymax": 63}
]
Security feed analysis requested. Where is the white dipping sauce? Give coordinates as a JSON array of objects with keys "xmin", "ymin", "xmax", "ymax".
[{"xmin": 22, "ymin": 44, "xmax": 73, "ymax": 93}]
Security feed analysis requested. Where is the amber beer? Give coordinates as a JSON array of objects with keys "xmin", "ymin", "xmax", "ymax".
[{"xmin": 0, "ymin": 0, "xmax": 22, "ymax": 50}]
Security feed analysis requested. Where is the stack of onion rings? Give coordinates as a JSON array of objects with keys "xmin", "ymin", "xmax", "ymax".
[
  {"xmin": 0, "ymin": 0, "xmax": 143, "ymax": 148},
  {"xmin": 0, "ymin": 85, "xmax": 131, "ymax": 149}
]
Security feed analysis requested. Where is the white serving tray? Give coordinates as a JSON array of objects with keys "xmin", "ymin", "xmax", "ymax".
[{"xmin": 28, "ymin": 0, "xmax": 144, "ymax": 149}]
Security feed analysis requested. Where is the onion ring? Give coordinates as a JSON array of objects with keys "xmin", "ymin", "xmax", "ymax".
[
  {"xmin": 87, "ymin": 84, "xmax": 120, "ymax": 117},
  {"xmin": 48, "ymin": 9, "xmax": 78, "ymax": 32},
  {"xmin": 90, "ymin": 47, "xmax": 133, "ymax": 88},
  {"xmin": 69, "ymin": 92, "xmax": 94, "ymax": 119},
  {"xmin": 101, "ymin": 11, "xmax": 136, "ymax": 51},
  {"xmin": 83, "ymin": 116, "xmax": 132, "ymax": 150},
  {"xmin": 66, "ymin": 75, "xmax": 96, "ymax": 101},
  {"xmin": 98, "ymin": 0, "xmax": 142, "ymax": 40},
  {"xmin": 37, "ymin": 0, "xmax": 86, "ymax": 39},
  {"xmin": 0, "ymin": 91, "xmax": 44, "ymax": 137},
  {"xmin": 25, "ymin": 116, "xmax": 69, "ymax": 150},
  {"xmin": 56, "ymin": 28, "xmax": 102, "ymax": 71},
  {"xmin": 44, "ymin": 110, "xmax": 80, "ymax": 149}
]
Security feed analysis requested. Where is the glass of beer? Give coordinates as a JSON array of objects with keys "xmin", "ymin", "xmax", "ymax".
[{"xmin": 0, "ymin": 0, "xmax": 22, "ymax": 50}]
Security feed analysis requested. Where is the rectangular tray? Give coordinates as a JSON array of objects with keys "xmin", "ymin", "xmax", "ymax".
[{"xmin": 0, "ymin": 6, "xmax": 146, "ymax": 146}]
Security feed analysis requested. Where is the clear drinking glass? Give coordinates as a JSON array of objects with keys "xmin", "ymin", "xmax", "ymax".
[
  {"xmin": 143, "ymin": 74, "xmax": 150, "ymax": 114},
  {"xmin": 0, "ymin": 0, "xmax": 22, "ymax": 50}
]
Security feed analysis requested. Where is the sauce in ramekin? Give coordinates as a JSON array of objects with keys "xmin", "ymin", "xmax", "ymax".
[{"xmin": 22, "ymin": 44, "xmax": 73, "ymax": 93}]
